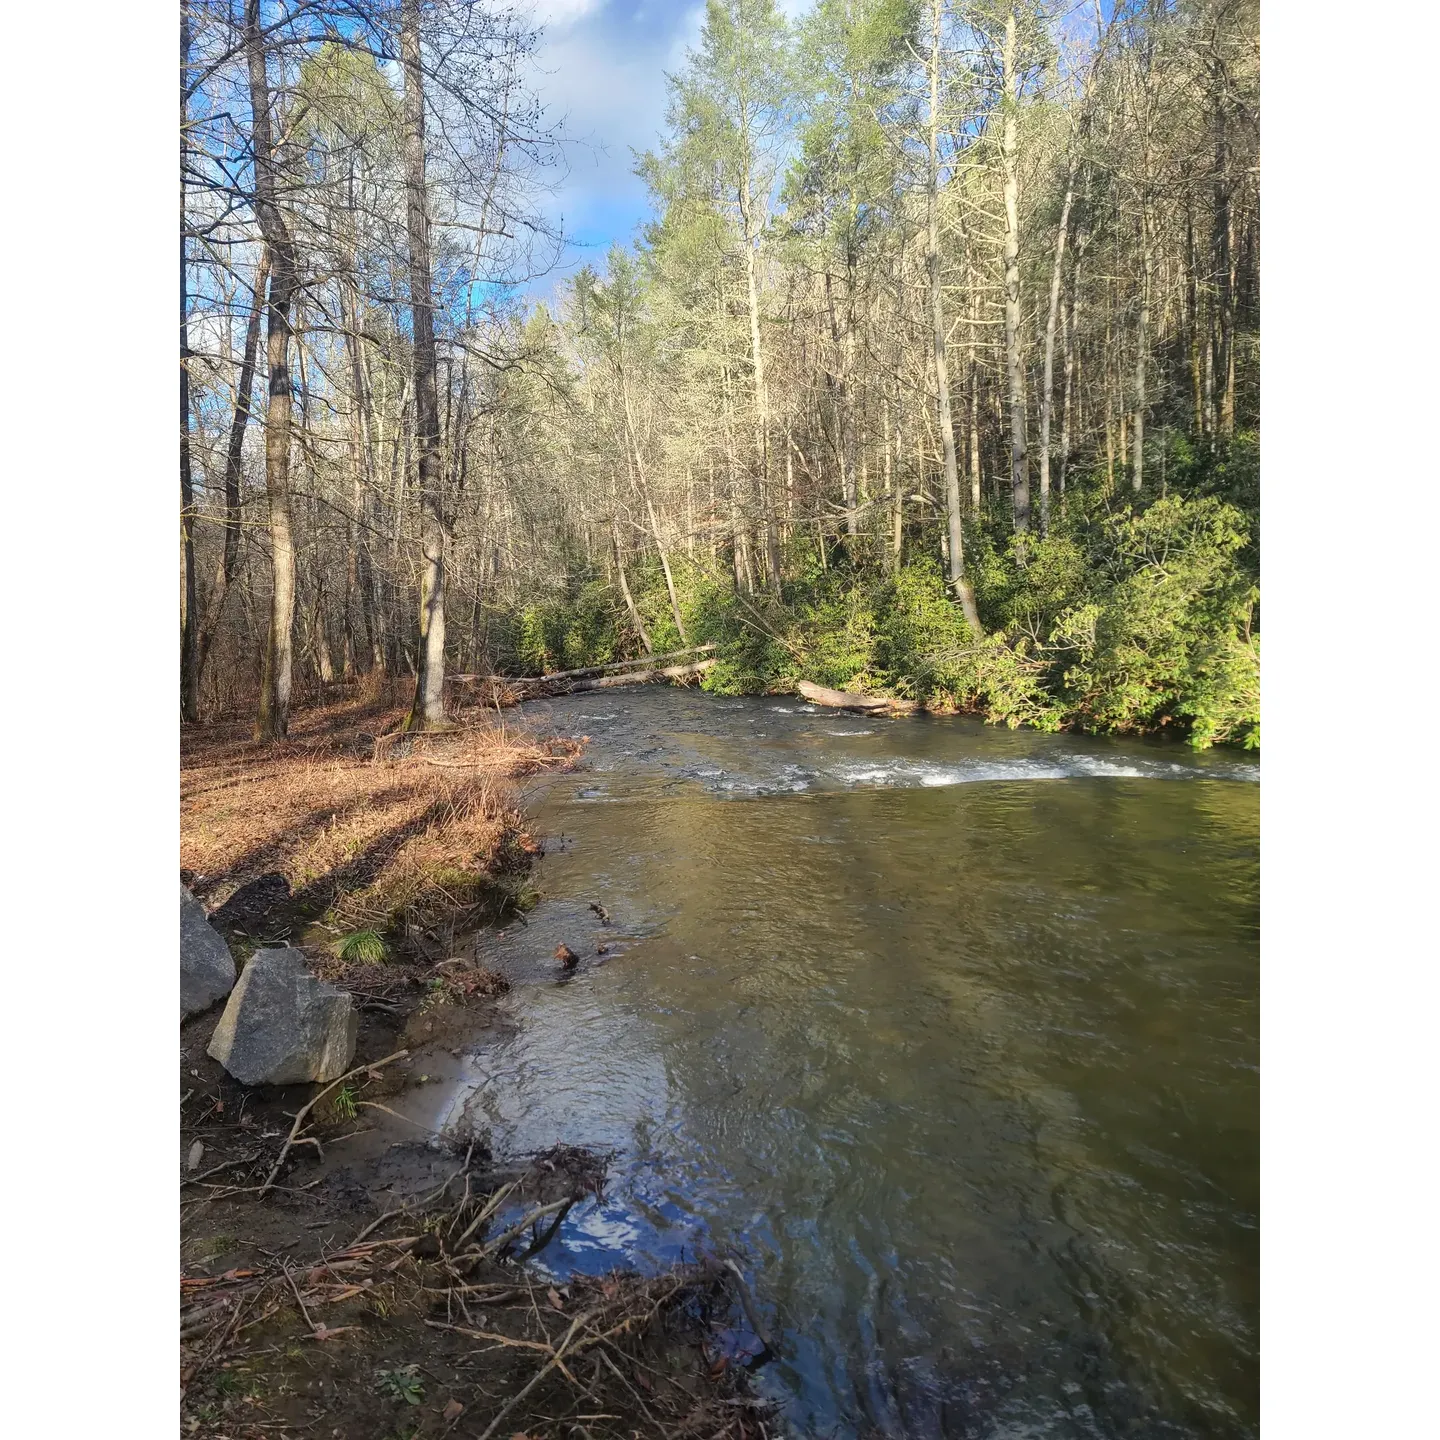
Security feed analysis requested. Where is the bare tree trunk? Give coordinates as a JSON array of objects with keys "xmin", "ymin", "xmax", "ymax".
[
  {"xmin": 197, "ymin": 250, "xmax": 269, "ymax": 688},
  {"xmin": 180, "ymin": 3, "xmax": 200, "ymax": 722},
  {"xmin": 313, "ymin": 583, "xmax": 336, "ymax": 684},
  {"xmin": 339, "ymin": 268, "xmax": 371, "ymax": 679},
  {"xmin": 824, "ymin": 274, "xmax": 857, "ymax": 540},
  {"xmin": 1038, "ymin": 163, "xmax": 1075, "ymax": 534},
  {"xmin": 1059, "ymin": 265, "xmax": 1076, "ymax": 493},
  {"xmin": 882, "ymin": 394, "xmax": 900, "ymax": 569},
  {"xmin": 1213, "ymin": 57, "xmax": 1235, "ymax": 439},
  {"xmin": 1002, "ymin": 7, "xmax": 1030, "ymax": 539},
  {"xmin": 1133, "ymin": 219, "xmax": 1151, "ymax": 492},
  {"xmin": 401, "ymin": 0, "xmax": 447, "ymax": 731},
  {"xmin": 928, "ymin": 0, "xmax": 981, "ymax": 632},
  {"xmin": 968, "ymin": 285, "xmax": 982, "ymax": 512},
  {"xmin": 611, "ymin": 518, "xmax": 653, "ymax": 654},
  {"xmin": 246, "ymin": 0, "xmax": 298, "ymax": 742},
  {"xmin": 1185, "ymin": 201, "xmax": 1204, "ymax": 436},
  {"xmin": 739, "ymin": 172, "xmax": 781, "ymax": 592},
  {"xmin": 646, "ymin": 490, "xmax": 688, "ymax": 642},
  {"xmin": 620, "ymin": 375, "xmax": 688, "ymax": 642}
]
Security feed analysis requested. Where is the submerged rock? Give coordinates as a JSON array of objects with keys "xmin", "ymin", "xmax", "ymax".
[
  {"xmin": 181, "ymin": 884, "xmax": 237, "ymax": 1019},
  {"xmin": 207, "ymin": 948, "xmax": 357, "ymax": 1086}
]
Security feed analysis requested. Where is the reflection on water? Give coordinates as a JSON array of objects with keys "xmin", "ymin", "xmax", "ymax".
[{"xmin": 429, "ymin": 691, "xmax": 1259, "ymax": 1438}]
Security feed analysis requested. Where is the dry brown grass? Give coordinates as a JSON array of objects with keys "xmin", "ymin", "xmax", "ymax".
[{"xmin": 181, "ymin": 683, "xmax": 583, "ymax": 942}]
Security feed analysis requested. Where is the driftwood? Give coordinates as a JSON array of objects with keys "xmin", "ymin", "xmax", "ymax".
[
  {"xmin": 454, "ymin": 644, "xmax": 716, "ymax": 689},
  {"xmin": 795, "ymin": 680, "xmax": 917, "ymax": 715},
  {"xmin": 562, "ymin": 659, "xmax": 716, "ymax": 693}
]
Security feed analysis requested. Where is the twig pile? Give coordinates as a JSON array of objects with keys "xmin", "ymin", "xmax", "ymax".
[{"xmin": 181, "ymin": 1146, "xmax": 776, "ymax": 1440}]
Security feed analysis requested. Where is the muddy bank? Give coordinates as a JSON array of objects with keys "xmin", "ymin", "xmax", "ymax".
[
  {"xmin": 181, "ymin": 956, "xmax": 772, "ymax": 1440},
  {"xmin": 180, "ymin": 707, "xmax": 772, "ymax": 1440}
]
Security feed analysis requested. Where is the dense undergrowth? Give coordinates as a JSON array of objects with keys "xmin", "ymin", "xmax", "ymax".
[{"xmin": 491, "ymin": 436, "xmax": 1259, "ymax": 751}]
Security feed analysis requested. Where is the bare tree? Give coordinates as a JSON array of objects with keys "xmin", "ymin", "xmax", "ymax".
[{"xmin": 400, "ymin": 0, "xmax": 447, "ymax": 731}]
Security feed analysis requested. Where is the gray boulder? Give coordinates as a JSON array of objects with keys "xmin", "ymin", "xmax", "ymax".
[
  {"xmin": 181, "ymin": 885, "xmax": 237, "ymax": 1019},
  {"xmin": 207, "ymin": 948, "xmax": 358, "ymax": 1086}
]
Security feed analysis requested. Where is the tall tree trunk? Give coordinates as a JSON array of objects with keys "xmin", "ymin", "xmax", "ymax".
[
  {"xmin": 928, "ymin": 0, "xmax": 981, "ymax": 632},
  {"xmin": 340, "ymin": 269, "xmax": 371, "ymax": 679},
  {"xmin": 823, "ymin": 274, "xmax": 857, "ymax": 539},
  {"xmin": 1213, "ymin": 57, "xmax": 1235, "ymax": 440},
  {"xmin": 196, "ymin": 250, "xmax": 269, "ymax": 687},
  {"xmin": 180, "ymin": 3, "xmax": 200, "ymax": 722},
  {"xmin": 1038, "ymin": 162, "xmax": 1075, "ymax": 534},
  {"xmin": 1185, "ymin": 200, "xmax": 1205, "ymax": 435},
  {"xmin": 621, "ymin": 378, "xmax": 688, "ymax": 644},
  {"xmin": 1132, "ymin": 34, "xmax": 1156, "ymax": 492},
  {"xmin": 739, "ymin": 172, "xmax": 780, "ymax": 592},
  {"xmin": 645, "ymin": 489, "xmax": 688, "ymax": 642},
  {"xmin": 401, "ymin": 0, "xmax": 447, "ymax": 731},
  {"xmin": 1001, "ymin": 7, "xmax": 1030, "ymax": 538},
  {"xmin": 1133, "ymin": 219, "xmax": 1151, "ymax": 492},
  {"xmin": 968, "ymin": 284, "xmax": 982, "ymax": 511},
  {"xmin": 1059, "ymin": 260, "xmax": 1077, "ymax": 493},
  {"xmin": 611, "ymin": 517, "xmax": 653, "ymax": 654},
  {"xmin": 246, "ymin": 0, "xmax": 298, "ymax": 742}
]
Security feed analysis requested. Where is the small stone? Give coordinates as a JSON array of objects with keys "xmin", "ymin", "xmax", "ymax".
[{"xmin": 207, "ymin": 948, "xmax": 357, "ymax": 1086}]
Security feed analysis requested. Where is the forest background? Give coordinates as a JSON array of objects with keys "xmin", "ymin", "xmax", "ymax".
[{"xmin": 180, "ymin": 0, "xmax": 1260, "ymax": 750}]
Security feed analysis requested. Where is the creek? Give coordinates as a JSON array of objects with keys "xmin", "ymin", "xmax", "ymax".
[{"xmin": 396, "ymin": 688, "xmax": 1258, "ymax": 1439}]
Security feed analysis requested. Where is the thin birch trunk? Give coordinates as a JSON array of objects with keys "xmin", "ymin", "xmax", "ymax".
[
  {"xmin": 739, "ymin": 172, "xmax": 781, "ymax": 592},
  {"xmin": 1038, "ymin": 162, "xmax": 1076, "ymax": 534},
  {"xmin": 928, "ymin": 0, "xmax": 981, "ymax": 632},
  {"xmin": 1002, "ymin": 7, "xmax": 1030, "ymax": 539},
  {"xmin": 611, "ymin": 517, "xmax": 653, "ymax": 654}
]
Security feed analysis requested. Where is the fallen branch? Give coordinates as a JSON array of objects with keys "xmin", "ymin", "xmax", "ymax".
[
  {"xmin": 468, "ymin": 643, "xmax": 717, "ymax": 687},
  {"xmin": 796, "ymin": 680, "xmax": 917, "ymax": 715},
  {"xmin": 562, "ymin": 659, "xmax": 716, "ymax": 694},
  {"xmin": 470, "ymin": 1196, "xmax": 574, "ymax": 1263},
  {"xmin": 258, "ymin": 1049, "xmax": 409, "ymax": 1198},
  {"xmin": 724, "ymin": 1259, "xmax": 776, "ymax": 1363}
]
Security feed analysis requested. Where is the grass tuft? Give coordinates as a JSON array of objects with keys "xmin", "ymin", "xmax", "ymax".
[{"xmin": 338, "ymin": 928, "xmax": 388, "ymax": 964}]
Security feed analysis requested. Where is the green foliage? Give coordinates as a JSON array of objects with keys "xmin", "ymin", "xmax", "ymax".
[
  {"xmin": 375, "ymin": 1367, "xmax": 424, "ymax": 1406},
  {"xmin": 1048, "ymin": 496, "xmax": 1259, "ymax": 747},
  {"xmin": 480, "ymin": 494, "xmax": 1257, "ymax": 750},
  {"xmin": 338, "ymin": 929, "xmax": 388, "ymax": 964},
  {"xmin": 512, "ymin": 580, "xmax": 621, "ymax": 675}
]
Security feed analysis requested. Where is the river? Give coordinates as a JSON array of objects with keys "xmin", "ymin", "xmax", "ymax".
[{"xmin": 405, "ymin": 688, "xmax": 1259, "ymax": 1439}]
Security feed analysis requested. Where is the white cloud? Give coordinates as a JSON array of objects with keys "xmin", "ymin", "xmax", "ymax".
[
  {"xmin": 519, "ymin": 2, "xmax": 706, "ymax": 295},
  {"xmin": 529, "ymin": 0, "xmax": 607, "ymax": 35}
]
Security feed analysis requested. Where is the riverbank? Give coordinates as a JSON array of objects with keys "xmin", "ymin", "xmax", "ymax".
[
  {"xmin": 180, "ymin": 693, "xmax": 772, "ymax": 1439},
  {"xmin": 181, "ymin": 683, "xmax": 587, "ymax": 957}
]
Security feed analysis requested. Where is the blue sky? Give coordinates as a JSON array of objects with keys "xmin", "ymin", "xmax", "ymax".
[
  {"xmin": 524, "ymin": 0, "xmax": 809, "ymax": 300},
  {"xmin": 524, "ymin": 1, "xmax": 707, "ymax": 296}
]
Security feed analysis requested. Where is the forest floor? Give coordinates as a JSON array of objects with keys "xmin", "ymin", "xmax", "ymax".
[
  {"xmin": 180, "ymin": 689, "xmax": 773, "ymax": 1440},
  {"xmin": 181, "ymin": 683, "xmax": 585, "ymax": 957}
]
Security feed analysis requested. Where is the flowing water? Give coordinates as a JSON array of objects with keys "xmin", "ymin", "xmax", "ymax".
[{"xmin": 402, "ymin": 689, "xmax": 1258, "ymax": 1439}]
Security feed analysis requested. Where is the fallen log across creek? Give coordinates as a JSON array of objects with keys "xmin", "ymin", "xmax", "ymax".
[
  {"xmin": 452, "ymin": 644, "xmax": 716, "ymax": 696},
  {"xmin": 561, "ymin": 658, "xmax": 717, "ymax": 692},
  {"xmin": 795, "ymin": 679, "xmax": 918, "ymax": 715},
  {"xmin": 454, "ymin": 652, "xmax": 719, "ymax": 701}
]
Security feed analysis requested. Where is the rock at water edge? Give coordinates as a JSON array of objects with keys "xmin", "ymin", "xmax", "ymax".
[
  {"xmin": 181, "ymin": 884, "xmax": 237, "ymax": 1019},
  {"xmin": 207, "ymin": 948, "xmax": 358, "ymax": 1086}
]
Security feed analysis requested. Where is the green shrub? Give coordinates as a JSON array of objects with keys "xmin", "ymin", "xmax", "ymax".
[{"xmin": 478, "ymin": 489, "xmax": 1258, "ymax": 749}]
